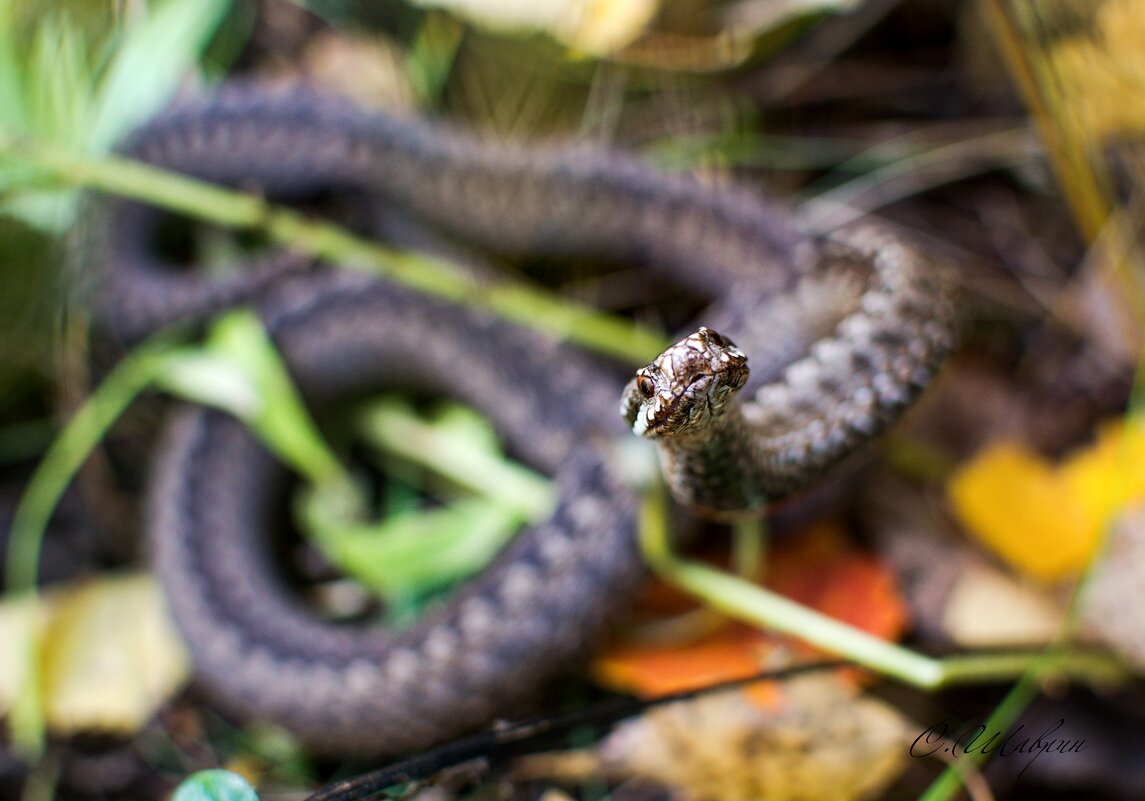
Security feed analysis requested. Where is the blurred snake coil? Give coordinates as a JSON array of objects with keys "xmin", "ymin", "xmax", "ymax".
[{"xmin": 86, "ymin": 84, "xmax": 956, "ymax": 757}]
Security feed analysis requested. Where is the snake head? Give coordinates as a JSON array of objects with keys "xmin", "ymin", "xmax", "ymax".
[{"xmin": 622, "ymin": 327, "xmax": 749, "ymax": 438}]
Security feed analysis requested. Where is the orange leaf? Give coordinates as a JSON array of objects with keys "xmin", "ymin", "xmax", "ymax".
[
  {"xmin": 768, "ymin": 522, "xmax": 908, "ymax": 640},
  {"xmin": 593, "ymin": 624, "xmax": 779, "ymax": 703},
  {"xmin": 592, "ymin": 521, "xmax": 908, "ymax": 706}
]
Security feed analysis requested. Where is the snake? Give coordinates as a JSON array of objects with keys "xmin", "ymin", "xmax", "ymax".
[{"xmin": 86, "ymin": 83, "xmax": 955, "ymax": 758}]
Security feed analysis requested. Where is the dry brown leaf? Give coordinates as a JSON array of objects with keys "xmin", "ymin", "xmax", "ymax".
[
  {"xmin": 597, "ymin": 674, "xmax": 908, "ymax": 801},
  {"xmin": 301, "ymin": 33, "xmax": 418, "ymax": 112}
]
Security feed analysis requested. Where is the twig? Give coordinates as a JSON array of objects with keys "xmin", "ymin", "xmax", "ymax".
[{"xmin": 304, "ymin": 660, "xmax": 846, "ymax": 801}]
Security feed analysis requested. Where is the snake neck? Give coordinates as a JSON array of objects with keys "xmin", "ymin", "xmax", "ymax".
[{"xmin": 656, "ymin": 404, "xmax": 770, "ymax": 517}]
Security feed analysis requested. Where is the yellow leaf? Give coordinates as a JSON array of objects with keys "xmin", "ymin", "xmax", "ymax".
[
  {"xmin": 948, "ymin": 416, "xmax": 1145, "ymax": 582},
  {"xmin": 1048, "ymin": 0, "xmax": 1145, "ymax": 143},
  {"xmin": 405, "ymin": 0, "xmax": 659, "ymax": 55},
  {"xmin": 1062, "ymin": 417, "xmax": 1145, "ymax": 523},
  {"xmin": 0, "ymin": 574, "xmax": 190, "ymax": 737},
  {"xmin": 569, "ymin": 0, "xmax": 659, "ymax": 53},
  {"xmin": 42, "ymin": 574, "xmax": 190, "ymax": 734}
]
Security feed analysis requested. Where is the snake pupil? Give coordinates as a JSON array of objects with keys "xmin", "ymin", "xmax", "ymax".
[{"xmin": 638, "ymin": 375, "xmax": 655, "ymax": 397}]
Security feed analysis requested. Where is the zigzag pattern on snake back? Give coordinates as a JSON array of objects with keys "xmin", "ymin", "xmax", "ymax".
[{"xmin": 88, "ymin": 83, "xmax": 956, "ymax": 758}]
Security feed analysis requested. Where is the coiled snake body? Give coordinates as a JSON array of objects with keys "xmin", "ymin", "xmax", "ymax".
[{"xmin": 90, "ymin": 85, "xmax": 955, "ymax": 757}]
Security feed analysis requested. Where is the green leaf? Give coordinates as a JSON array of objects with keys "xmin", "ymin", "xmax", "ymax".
[
  {"xmin": 0, "ymin": 2, "xmax": 27, "ymax": 135},
  {"xmin": 88, "ymin": 0, "xmax": 233, "ymax": 154},
  {"xmin": 158, "ymin": 351, "xmax": 262, "ymax": 419},
  {"xmin": 359, "ymin": 399, "xmax": 552, "ymax": 518},
  {"xmin": 0, "ymin": 0, "xmax": 232, "ymax": 231},
  {"xmin": 157, "ymin": 310, "xmax": 354, "ymax": 494},
  {"xmin": 292, "ymin": 399, "xmax": 554, "ymax": 608},
  {"xmin": 406, "ymin": 13, "xmax": 463, "ymax": 107},
  {"xmin": 26, "ymin": 13, "xmax": 92, "ymax": 148},
  {"xmin": 301, "ymin": 491, "xmax": 526, "ymax": 601},
  {"xmin": 171, "ymin": 770, "xmax": 259, "ymax": 801}
]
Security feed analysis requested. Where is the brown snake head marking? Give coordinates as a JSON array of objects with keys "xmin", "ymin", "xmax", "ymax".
[{"xmin": 622, "ymin": 327, "xmax": 749, "ymax": 438}]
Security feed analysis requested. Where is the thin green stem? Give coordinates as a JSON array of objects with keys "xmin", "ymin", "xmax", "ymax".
[
  {"xmin": 917, "ymin": 664, "xmax": 1043, "ymax": 801},
  {"xmin": 0, "ymin": 134, "xmax": 667, "ymax": 363},
  {"xmin": 17, "ymin": 753, "xmax": 59, "ymax": 801},
  {"xmin": 4, "ymin": 337, "xmax": 181, "ymax": 756},
  {"xmin": 979, "ymin": 0, "xmax": 1110, "ymax": 243},
  {"xmin": 4, "ymin": 341, "xmax": 179, "ymax": 592},
  {"xmin": 1131, "ymin": 346, "xmax": 1145, "ymax": 417},
  {"xmin": 730, "ymin": 516, "xmax": 765, "ymax": 582},
  {"xmin": 638, "ymin": 486, "xmax": 1128, "ymax": 691},
  {"xmin": 802, "ymin": 126, "xmax": 1031, "ymax": 231}
]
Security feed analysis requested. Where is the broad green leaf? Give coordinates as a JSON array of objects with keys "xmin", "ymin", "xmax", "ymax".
[
  {"xmin": 300, "ymin": 399, "xmax": 551, "ymax": 604},
  {"xmin": 158, "ymin": 350, "xmax": 262, "ymax": 419}
]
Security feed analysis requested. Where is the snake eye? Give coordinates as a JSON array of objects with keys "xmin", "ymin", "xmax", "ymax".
[
  {"xmin": 702, "ymin": 328, "xmax": 730, "ymax": 348},
  {"xmin": 637, "ymin": 375, "xmax": 655, "ymax": 398}
]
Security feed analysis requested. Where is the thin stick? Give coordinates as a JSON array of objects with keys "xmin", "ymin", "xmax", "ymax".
[{"xmin": 304, "ymin": 660, "xmax": 847, "ymax": 801}]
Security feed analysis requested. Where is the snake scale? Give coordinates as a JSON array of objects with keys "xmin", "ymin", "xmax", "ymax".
[{"xmin": 88, "ymin": 84, "xmax": 955, "ymax": 758}]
